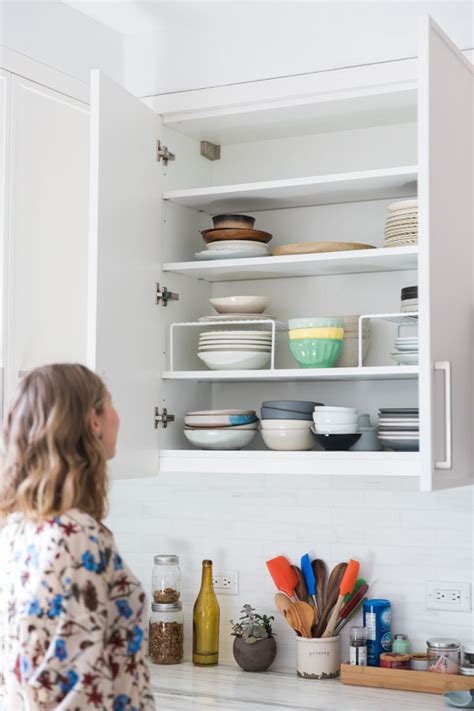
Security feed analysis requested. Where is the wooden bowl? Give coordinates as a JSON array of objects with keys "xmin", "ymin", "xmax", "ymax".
[
  {"xmin": 201, "ymin": 228, "xmax": 273, "ymax": 244},
  {"xmin": 212, "ymin": 214, "xmax": 255, "ymax": 229}
]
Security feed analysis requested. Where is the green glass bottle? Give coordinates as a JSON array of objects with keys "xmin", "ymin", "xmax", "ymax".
[{"xmin": 193, "ymin": 559, "xmax": 220, "ymax": 666}]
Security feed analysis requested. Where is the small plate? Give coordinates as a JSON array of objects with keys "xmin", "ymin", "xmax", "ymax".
[
  {"xmin": 195, "ymin": 250, "xmax": 269, "ymax": 260},
  {"xmin": 387, "ymin": 198, "xmax": 418, "ymax": 212},
  {"xmin": 198, "ymin": 314, "xmax": 275, "ymax": 322}
]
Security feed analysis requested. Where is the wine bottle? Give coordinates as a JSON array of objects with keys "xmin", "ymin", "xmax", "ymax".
[{"xmin": 192, "ymin": 559, "xmax": 220, "ymax": 666}]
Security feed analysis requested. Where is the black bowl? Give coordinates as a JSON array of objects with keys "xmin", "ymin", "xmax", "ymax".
[{"xmin": 312, "ymin": 432, "xmax": 361, "ymax": 451}]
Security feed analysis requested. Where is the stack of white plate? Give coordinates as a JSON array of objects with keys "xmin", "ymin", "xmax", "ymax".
[
  {"xmin": 377, "ymin": 408, "xmax": 419, "ymax": 451},
  {"xmin": 384, "ymin": 199, "xmax": 418, "ymax": 248},
  {"xmin": 197, "ymin": 330, "xmax": 272, "ymax": 370},
  {"xmin": 195, "ymin": 240, "xmax": 270, "ymax": 260},
  {"xmin": 391, "ymin": 336, "xmax": 419, "ymax": 366}
]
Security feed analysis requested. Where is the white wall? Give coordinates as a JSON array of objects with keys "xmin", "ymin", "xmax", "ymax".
[{"xmin": 124, "ymin": 0, "xmax": 474, "ymax": 96}]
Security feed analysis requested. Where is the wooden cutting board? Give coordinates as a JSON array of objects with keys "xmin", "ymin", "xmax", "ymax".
[
  {"xmin": 201, "ymin": 228, "xmax": 273, "ymax": 243},
  {"xmin": 272, "ymin": 241, "xmax": 376, "ymax": 256}
]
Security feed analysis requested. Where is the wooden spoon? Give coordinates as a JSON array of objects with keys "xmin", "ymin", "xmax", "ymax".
[
  {"xmin": 311, "ymin": 559, "xmax": 327, "ymax": 613},
  {"xmin": 291, "ymin": 565, "xmax": 309, "ymax": 603},
  {"xmin": 314, "ymin": 562, "xmax": 347, "ymax": 637},
  {"xmin": 293, "ymin": 601, "xmax": 316, "ymax": 636},
  {"xmin": 286, "ymin": 602, "xmax": 314, "ymax": 638},
  {"xmin": 322, "ymin": 559, "xmax": 360, "ymax": 638},
  {"xmin": 274, "ymin": 592, "xmax": 293, "ymax": 617}
]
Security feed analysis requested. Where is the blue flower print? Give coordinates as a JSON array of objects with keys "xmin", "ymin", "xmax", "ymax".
[
  {"xmin": 96, "ymin": 549, "xmax": 108, "ymax": 573},
  {"xmin": 82, "ymin": 550, "xmax": 96, "ymax": 571},
  {"xmin": 27, "ymin": 597, "xmax": 42, "ymax": 616},
  {"xmin": 116, "ymin": 599, "xmax": 133, "ymax": 619},
  {"xmin": 47, "ymin": 594, "xmax": 63, "ymax": 619},
  {"xmin": 54, "ymin": 639, "xmax": 67, "ymax": 661},
  {"xmin": 59, "ymin": 669, "xmax": 79, "ymax": 693},
  {"xmin": 113, "ymin": 553, "xmax": 124, "ymax": 571},
  {"xmin": 113, "ymin": 694, "xmax": 130, "ymax": 711},
  {"xmin": 89, "ymin": 534, "xmax": 98, "ymax": 543},
  {"xmin": 127, "ymin": 625, "xmax": 144, "ymax": 655},
  {"xmin": 20, "ymin": 655, "xmax": 29, "ymax": 676}
]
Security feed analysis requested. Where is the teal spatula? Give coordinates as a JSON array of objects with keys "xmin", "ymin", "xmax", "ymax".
[{"xmin": 300, "ymin": 553, "xmax": 319, "ymax": 613}]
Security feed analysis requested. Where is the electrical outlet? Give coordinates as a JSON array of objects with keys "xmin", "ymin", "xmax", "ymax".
[
  {"xmin": 426, "ymin": 581, "xmax": 471, "ymax": 612},
  {"xmin": 213, "ymin": 571, "xmax": 239, "ymax": 595}
]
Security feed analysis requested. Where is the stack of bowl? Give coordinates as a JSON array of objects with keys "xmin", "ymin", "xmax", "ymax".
[
  {"xmin": 336, "ymin": 315, "xmax": 370, "ymax": 367},
  {"xmin": 197, "ymin": 330, "xmax": 272, "ymax": 370},
  {"xmin": 400, "ymin": 285, "xmax": 418, "ymax": 313},
  {"xmin": 260, "ymin": 400, "xmax": 322, "ymax": 451},
  {"xmin": 311, "ymin": 406, "xmax": 361, "ymax": 451},
  {"xmin": 288, "ymin": 318, "xmax": 344, "ymax": 368},
  {"xmin": 184, "ymin": 409, "xmax": 258, "ymax": 450},
  {"xmin": 195, "ymin": 214, "xmax": 273, "ymax": 260}
]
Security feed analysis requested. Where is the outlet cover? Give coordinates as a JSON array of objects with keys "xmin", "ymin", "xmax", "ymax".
[
  {"xmin": 213, "ymin": 571, "xmax": 239, "ymax": 595},
  {"xmin": 426, "ymin": 581, "xmax": 471, "ymax": 612}
]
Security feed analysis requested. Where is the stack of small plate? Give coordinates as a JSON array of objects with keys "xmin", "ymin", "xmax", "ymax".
[
  {"xmin": 377, "ymin": 408, "xmax": 419, "ymax": 451},
  {"xmin": 195, "ymin": 239, "xmax": 271, "ymax": 260},
  {"xmin": 195, "ymin": 214, "xmax": 273, "ymax": 260},
  {"xmin": 401, "ymin": 285, "xmax": 418, "ymax": 313},
  {"xmin": 391, "ymin": 336, "xmax": 419, "ymax": 366},
  {"xmin": 384, "ymin": 199, "xmax": 418, "ymax": 248},
  {"xmin": 197, "ymin": 330, "xmax": 272, "ymax": 370}
]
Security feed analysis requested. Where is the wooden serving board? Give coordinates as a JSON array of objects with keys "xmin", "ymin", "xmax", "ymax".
[
  {"xmin": 272, "ymin": 241, "xmax": 376, "ymax": 256},
  {"xmin": 340, "ymin": 663, "xmax": 474, "ymax": 695}
]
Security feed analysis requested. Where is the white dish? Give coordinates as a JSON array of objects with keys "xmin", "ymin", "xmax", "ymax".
[
  {"xmin": 206, "ymin": 240, "xmax": 269, "ymax": 251},
  {"xmin": 184, "ymin": 428, "xmax": 257, "ymax": 450},
  {"xmin": 313, "ymin": 412, "xmax": 358, "ymax": 425},
  {"xmin": 210, "ymin": 295, "xmax": 271, "ymax": 314},
  {"xmin": 199, "ymin": 314, "xmax": 275, "ymax": 322},
  {"xmin": 199, "ymin": 333, "xmax": 272, "ymax": 341},
  {"xmin": 387, "ymin": 199, "xmax": 418, "ymax": 212},
  {"xmin": 195, "ymin": 250, "xmax": 269, "ymax": 260},
  {"xmin": 197, "ymin": 350, "xmax": 271, "ymax": 370},
  {"xmin": 199, "ymin": 339, "xmax": 272, "ymax": 346},
  {"xmin": 314, "ymin": 424, "xmax": 359, "ymax": 434},
  {"xmin": 394, "ymin": 344, "xmax": 419, "ymax": 352},
  {"xmin": 185, "ymin": 412, "xmax": 257, "ymax": 427},
  {"xmin": 201, "ymin": 330, "xmax": 272, "ymax": 338},
  {"xmin": 313, "ymin": 406, "xmax": 357, "ymax": 414},
  {"xmin": 198, "ymin": 345, "xmax": 271, "ymax": 352},
  {"xmin": 377, "ymin": 437, "xmax": 419, "ymax": 452},
  {"xmin": 260, "ymin": 419, "xmax": 311, "ymax": 430},
  {"xmin": 391, "ymin": 352, "xmax": 419, "ymax": 365},
  {"xmin": 261, "ymin": 428, "xmax": 314, "ymax": 451}
]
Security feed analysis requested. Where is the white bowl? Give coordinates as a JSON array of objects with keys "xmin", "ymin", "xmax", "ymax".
[
  {"xmin": 197, "ymin": 350, "xmax": 271, "ymax": 370},
  {"xmin": 313, "ymin": 406, "xmax": 357, "ymax": 414},
  {"xmin": 210, "ymin": 296, "xmax": 271, "ymax": 314},
  {"xmin": 261, "ymin": 419, "xmax": 311, "ymax": 430},
  {"xmin": 185, "ymin": 411, "xmax": 257, "ymax": 427},
  {"xmin": 198, "ymin": 344, "xmax": 271, "ymax": 352},
  {"xmin": 314, "ymin": 424, "xmax": 359, "ymax": 434},
  {"xmin": 313, "ymin": 412, "xmax": 358, "ymax": 425},
  {"xmin": 184, "ymin": 428, "xmax": 257, "ymax": 450},
  {"xmin": 261, "ymin": 428, "xmax": 314, "ymax": 451}
]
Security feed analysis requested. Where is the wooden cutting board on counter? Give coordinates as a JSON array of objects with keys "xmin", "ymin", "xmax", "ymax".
[
  {"xmin": 341, "ymin": 663, "xmax": 474, "ymax": 695},
  {"xmin": 272, "ymin": 241, "xmax": 376, "ymax": 256}
]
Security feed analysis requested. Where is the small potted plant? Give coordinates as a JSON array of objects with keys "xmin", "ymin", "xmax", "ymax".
[{"xmin": 230, "ymin": 604, "xmax": 277, "ymax": 672}]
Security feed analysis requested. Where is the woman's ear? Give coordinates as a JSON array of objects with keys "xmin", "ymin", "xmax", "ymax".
[{"xmin": 89, "ymin": 408, "xmax": 102, "ymax": 438}]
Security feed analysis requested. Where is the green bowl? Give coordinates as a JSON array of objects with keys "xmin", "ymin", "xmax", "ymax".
[{"xmin": 289, "ymin": 337, "xmax": 344, "ymax": 368}]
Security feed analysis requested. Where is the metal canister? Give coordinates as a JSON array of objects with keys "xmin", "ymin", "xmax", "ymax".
[
  {"xmin": 363, "ymin": 599, "xmax": 392, "ymax": 667},
  {"xmin": 427, "ymin": 638, "xmax": 461, "ymax": 674}
]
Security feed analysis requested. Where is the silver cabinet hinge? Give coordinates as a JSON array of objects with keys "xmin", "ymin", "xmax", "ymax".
[
  {"xmin": 155, "ymin": 407, "xmax": 175, "ymax": 429},
  {"xmin": 200, "ymin": 140, "xmax": 221, "ymax": 161},
  {"xmin": 156, "ymin": 140, "xmax": 175, "ymax": 166},
  {"xmin": 156, "ymin": 283, "xmax": 179, "ymax": 307}
]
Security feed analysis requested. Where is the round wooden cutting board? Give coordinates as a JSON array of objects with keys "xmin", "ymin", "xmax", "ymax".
[{"xmin": 272, "ymin": 241, "xmax": 376, "ymax": 256}]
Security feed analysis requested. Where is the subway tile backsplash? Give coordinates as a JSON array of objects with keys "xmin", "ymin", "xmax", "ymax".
[{"xmin": 106, "ymin": 473, "xmax": 474, "ymax": 672}]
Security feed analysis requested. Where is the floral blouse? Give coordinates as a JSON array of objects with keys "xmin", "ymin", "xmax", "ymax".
[{"xmin": 0, "ymin": 508, "xmax": 155, "ymax": 711}]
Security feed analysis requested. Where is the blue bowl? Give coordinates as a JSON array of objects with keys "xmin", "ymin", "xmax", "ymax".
[{"xmin": 444, "ymin": 691, "xmax": 474, "ymax": 708}]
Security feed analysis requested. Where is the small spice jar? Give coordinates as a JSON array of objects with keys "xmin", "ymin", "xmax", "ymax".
[
  {"xmin": 462, "ymin": 644, "xmax": 474, "ymax": 668},
  {"xmin": 152, "ymin": 554, "xmax": 181, "ymax": 604},
  {"xmin": 427, "ymin": 638, "xmax": 461, "ymax": 674},
  {"xmin": 392, "ymin": 634, "xmax": 411, "ymax": 654},
  {"xmin": 149, "ymin": 602, "xmax": 184, "ymax": 665},
  {"xmin": 350, "ymin": 627, "xmax": 368, "ymax": 666},
  {"xmin": 380, "ymin": 652, "xmax": 411, "ymax": 670}
]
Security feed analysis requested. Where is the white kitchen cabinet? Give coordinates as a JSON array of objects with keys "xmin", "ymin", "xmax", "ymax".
[{"xmin": 89, "ymin": 17, "xmax": 472, "ymax": 490}]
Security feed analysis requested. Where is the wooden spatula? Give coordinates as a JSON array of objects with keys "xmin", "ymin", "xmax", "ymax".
[
  {"xmin": 291, "ymin": 565, "xmax": 309, "ymax": 603},
  {"xmin": 266, "ymin": 556, "xmax": 298, "ymax": 601},
  {"xmin": 322, "ymin": 559, "xmax": 360, "ymax": 638},
  {"xmin": 311, "ymin": 558, "xmax": 327, "ymax": 612},
  {"xmin": 313, "ymin": 561, "xmax": 347, "ymax": 637}
]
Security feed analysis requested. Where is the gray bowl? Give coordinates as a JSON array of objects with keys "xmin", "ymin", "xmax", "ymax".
[
  {"xmin": 261, "ymin": 401, "xmax": 324, "ymax": 421},
  {"xmin": 262, "ymin": 400, "xmax": 322, "ymax": 413}
]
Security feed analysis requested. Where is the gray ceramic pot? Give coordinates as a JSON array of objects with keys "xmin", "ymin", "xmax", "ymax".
[{"xmin": 233, "ymin": 636, "xmax": 277, "ymax": 672}]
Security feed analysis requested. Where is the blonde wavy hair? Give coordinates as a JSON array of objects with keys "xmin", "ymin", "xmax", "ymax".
[{"xmin": 0, "ymin": 363, "xmax": 109, "ymax": 523}]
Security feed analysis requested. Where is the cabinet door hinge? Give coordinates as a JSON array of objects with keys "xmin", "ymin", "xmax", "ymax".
[
  {"xmin": 156, "ymin": 283, "xmax": 179, "ymax": 307},
  {"xmin": 155, "ymin": 407, "xmax": 175, "ymax": 429},
  {"xmin": 156, "ymin": 140, "xmax": 175, "ymax": 166}
]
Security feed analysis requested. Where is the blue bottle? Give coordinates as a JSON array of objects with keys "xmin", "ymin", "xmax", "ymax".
[{"xmin": 363, "ymin": 599, "xmax": 392, "ymax": 666}]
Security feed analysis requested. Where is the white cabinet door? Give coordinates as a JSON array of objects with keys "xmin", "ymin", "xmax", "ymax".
[
  {"xmin": 418, "ymin": 17, "xmax": 473, "ymax": 490},
  {"xmin": 88, "ymin": 70, "xmax": 165, "ymax": 479}
]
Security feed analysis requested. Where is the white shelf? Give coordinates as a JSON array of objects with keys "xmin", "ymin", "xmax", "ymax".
[
  {"xmin": 162, "ymin": 366, "xmax": 419, "ymax": 383},
  {"xmin": 160, "ymin": 449, "xmax": 421, "ymax": 476},
  {"xmin": 162, "ymin": 166, "xmax": 417, "ymax": 213},
  {"xmin": 163, "ymin": 246, "xmax": 418, "ymax": 282}
]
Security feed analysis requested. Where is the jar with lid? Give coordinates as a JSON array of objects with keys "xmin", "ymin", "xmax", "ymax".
[
  {"xmin": 427, "ymin": 638, "xmax": 461, "ymax": 674},
  {"xmin": 149, "ymin": 602, "xmax": 184, "ymax": 665},
  {"xmin": 152, "ymin": 554, "xmax": 180, "ymax": 604},
  {"xmin": 392, "ymin": 634, "xmax": 411, "ymax": 654}
]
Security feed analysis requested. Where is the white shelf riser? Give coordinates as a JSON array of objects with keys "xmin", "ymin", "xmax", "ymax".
[{"xmin": 162, "ymin": 366, "xmax": 419, "ymax": 383}]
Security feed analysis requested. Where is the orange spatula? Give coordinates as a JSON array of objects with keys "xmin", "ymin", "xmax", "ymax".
[
  {"xmin": 266, "ymin": 556, "xmax": 299, "ymax": 601},
  {"xmin": 322, "ymin": 559, "xmax": 360, "ymax": 638}
]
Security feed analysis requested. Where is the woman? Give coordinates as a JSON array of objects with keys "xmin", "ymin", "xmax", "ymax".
[{"xmin": 0, "ymin": 364, "xmax": 155, "ymax": 710}]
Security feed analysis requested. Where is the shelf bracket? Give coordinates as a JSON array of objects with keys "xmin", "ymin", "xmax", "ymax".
[
  {"xmin": 200, "ymin": 140, "xmax": 221, "ymax": 161},
  {"xmin": 155, "ymin": 407, "xmax": 175, "ymax": 429}
]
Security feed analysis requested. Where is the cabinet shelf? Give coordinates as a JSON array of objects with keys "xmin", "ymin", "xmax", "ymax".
[
  {"xmin": 163, "ymin": 245, "xmax": 418, "ymax": 282},
  {"xmin": 162, "ymin": 366, "xmax": 419, "ymax": 383},
  {"xmin": 160, "ymin": 449, "xmax": 421, "ymax": 476},
  {"xmin": 162, "ymin": 165, "xmax": 417, "ymax": 213}
]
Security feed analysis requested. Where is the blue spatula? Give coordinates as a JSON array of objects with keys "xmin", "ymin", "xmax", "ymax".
[{"xmin": 301, "ymin": 553, "xmax": 319, "ymax": 613}]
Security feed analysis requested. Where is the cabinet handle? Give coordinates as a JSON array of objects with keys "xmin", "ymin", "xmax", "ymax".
[{"xmin": 434, "ymin": 361, "xmax": 452, "ymax": 470}]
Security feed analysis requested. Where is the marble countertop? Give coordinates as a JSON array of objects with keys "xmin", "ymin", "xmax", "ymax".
[{"xmin": 149, "ymin": 663, "xmax": 449, "ymax": 710}]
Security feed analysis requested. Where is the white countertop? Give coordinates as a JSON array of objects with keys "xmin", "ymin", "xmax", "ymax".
[{"xmin": 150, "ymin": 663, "xmax": 448, "ymax": 710}]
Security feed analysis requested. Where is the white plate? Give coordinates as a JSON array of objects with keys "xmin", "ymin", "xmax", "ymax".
[
  {"xmin": 210, "ymin": 295, "xmax": 271, "ymax": 314},
  {"xmin": 195, "ymin": 250, "xmax": 269, "ymax": 260},
  {"xmin": 201, "ymin": 330, "xmax": 272, "ymax": 338},
  {"xmin": 199, "ymin": 338, "xmax": 273, "ymax": 345},
  {"xmin": 197, "ymin": 350, "xmax": 271, "ymax": 370},
  {"xmin": 394, "ymin": 344, "xmax": 419, "ymax": 352},
  {"xmin": 206, "ymin": 240, "xmax": 269, "ymax": 251},
  {"xmin": 387, "ymin": 199, "xmax": 418, "ymax": 212},
  {"xmin": 198, "ymin": 345, "xmax": 271, "ymax": 352},
  {"xmin": 198, "ymin": 314, "xmax": 276, "ymax": 322},
  {"xmin": 391, "ymin": 353, "xmax": 419, "ymax": 365}
]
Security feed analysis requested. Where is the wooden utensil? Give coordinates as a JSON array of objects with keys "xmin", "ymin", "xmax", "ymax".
[
  {"xmin": 291, "ymin": 565, "xmax": 309, "ymax": 603},
  {"xmin": 300, "ymin": 554, "xmax": 318, "ymax": 611},
  {"xmin": 322, "ymin": 559, "xmax": 360, "ymax": 638},
  {"xmin": 272, "ymin": 241, "xmax": 376, "ymax": 256},
  {"xmin": 313, "ymin": 562, "xmax": 347, "ymax": 637},
  {"xmin": 311, "ymin": 558, "xmax": 327, "ymax": 612},
  {"xmin": 201, "ymin": 227, "xmax": 272, "ymax": 244},
  {"xmin": 285, "ymin": 601, "xmax": 315, "ymax": 638},
  {"xmin": 274, "ymin": 592, "xmax": 293, "ymax": 617},
  {"xmin": 266, "ymin": 556, "xmax": 298, "ymax": 601}
]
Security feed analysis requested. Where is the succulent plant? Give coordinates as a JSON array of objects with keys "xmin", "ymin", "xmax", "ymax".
[{"xmin": 230, "ymin": 604, "xmax": 274, "ymax": 645}]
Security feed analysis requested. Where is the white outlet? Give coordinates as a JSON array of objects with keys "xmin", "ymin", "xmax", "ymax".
[
  {"xmin": 213, "ymin": 571, "xmax": 239, "ymax": 595},
  {"xmin": 426, "ymin": 581, "xmax": 471, "ymax": 612}
]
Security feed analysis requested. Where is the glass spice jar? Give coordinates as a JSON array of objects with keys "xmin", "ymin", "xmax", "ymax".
[
  {"xmin": 149, "ymin": 602, "xmax": 184, "ymax": 665},
  {"xmin": 152, "ymin": 554, "xmax": 181, "ymax": 604},
  {"xmin": 427, "ymin": 638, "xmax": 461, "ymax": 674}
]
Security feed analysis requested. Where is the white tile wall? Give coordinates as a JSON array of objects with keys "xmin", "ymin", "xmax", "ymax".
[{"xmin": 106, "ymin": 473, "xmax": 474, "ymax": 673}]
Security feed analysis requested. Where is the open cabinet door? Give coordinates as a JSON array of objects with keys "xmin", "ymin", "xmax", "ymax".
[
  {"xmin": 88, "ymin": 71, "xmax": 162, "ymax": 479},
  {"xmin": 418, "ymin": 18, "xmax": 473, "ymax": 490}
]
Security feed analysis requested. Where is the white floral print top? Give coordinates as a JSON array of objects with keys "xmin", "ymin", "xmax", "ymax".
[{"xmin": 0, "ymin": 509, "xmax": 155, "ymax": 711}]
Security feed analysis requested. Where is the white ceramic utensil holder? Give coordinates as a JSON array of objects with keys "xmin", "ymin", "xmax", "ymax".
[{"xmin": 296, "ymin": 636, "xmax": 341, "ymax": 679}]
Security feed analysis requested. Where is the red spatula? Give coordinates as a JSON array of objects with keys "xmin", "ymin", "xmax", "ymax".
[
  {"xmin": 322, "ymin": 559, "xmax": 360, "ymax": 638},
  {"xmin": 266, "ymin": 556, "xmax": 299, "ymax": 601}
]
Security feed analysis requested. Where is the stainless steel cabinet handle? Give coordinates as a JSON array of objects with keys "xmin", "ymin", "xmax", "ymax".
[{"xmin": 434, "ymin": 361, "xmax": 452, "ymax": 470}]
